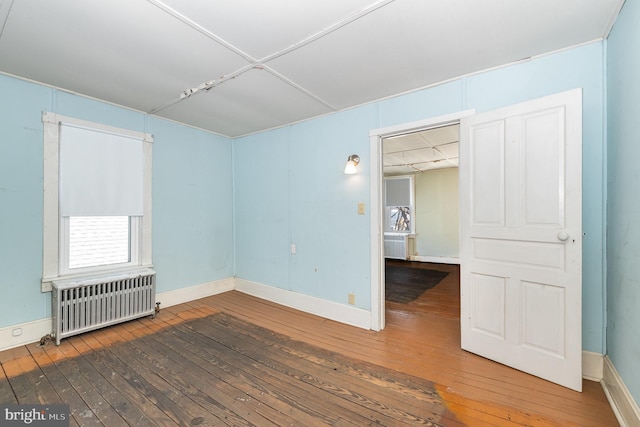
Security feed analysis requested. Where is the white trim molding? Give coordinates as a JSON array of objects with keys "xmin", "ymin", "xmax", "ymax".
[
  {"xmin": 0, "ymin": 318, "xmax": 52, "ymax": 353},
  {"xmin": 409, "ymin": 255, "xmax": 460, "ymax": 265},
  {"xmin": 582, "ymin": 351, "xmax": 604, "ymax": 381},
  {"xmin": 156, "ymin": 277, "xmax": 235, "ymax": 309},
  {"xmin": 234, "ymin": 278, "xmax": 371, "ymax": 330},
  {"xmin": 369, "ymin": 109, "xmax": 476, "ymax": 331},
  {"xmin": 602, "ymin": 356, "xmax": 640, "ymax": 427}
]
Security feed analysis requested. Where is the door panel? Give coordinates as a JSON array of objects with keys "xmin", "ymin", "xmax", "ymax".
[
  {"xmin": 473, "ymin": 238, "xmax": 565, "ymax": 269},
  {"xmin": 470, "ymin": 121, "xmax": 505, "ymax": 226},
  {"xmin": 522, "ymin": 108, "xmax": 565, "ymax": 226},
  {"xmin": 522, "ymin": 281, "xmax": 565, "ymax": 356},
  {"xmin": 471, "ymin": 273, "xmax": 506, "ymax": 338},
  {"xmin": 460, "ymin": 89, "xmax": 582, "ymax": 391}
]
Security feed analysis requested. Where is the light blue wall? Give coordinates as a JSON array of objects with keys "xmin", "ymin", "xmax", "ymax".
[
  {"xmin": 288, "ymin": 107, "xmax": 376, "ymax": 305},
  {"xmin": 0, "ymin": 75, "xmax": 52, "ymax": 326},
  {"xmin": 234, "ymin": 42, "xmax": 607, "ymax": 353},
  {"xmin": 234, "ymin": 107, "xmax": 376, "ymax": 306},
  {"xmin": 234, "ymin": 127, "xmax": 291, "ymax": 288},
  {"xmin": 0, "ymin": 74, "xmax": 234, "ymax": 328},
  {"xmin": 606, "ymin": 0, "xmax": 640, "ymax": 405},
  {"xmin": 149, "ymin": 117, "xmax": 234, "ymax": 293}
]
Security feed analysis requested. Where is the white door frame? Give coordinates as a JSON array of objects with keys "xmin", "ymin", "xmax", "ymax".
[{"xmin": 368, "ymin": 109, "xmax": 475, "ymax": 331}]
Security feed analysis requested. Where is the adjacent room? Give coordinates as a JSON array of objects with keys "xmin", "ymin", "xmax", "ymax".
[
  {"xmin": 1, "ymin": 0, "xmax": 638, "ymax": 425},
  {"xmin": 382, "ymin": 125, "xmax": 460, "ymax": 314}
]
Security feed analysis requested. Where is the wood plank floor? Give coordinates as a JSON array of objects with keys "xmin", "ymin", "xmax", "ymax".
[{"xmin": 0, "ymin": 262, "xmax": 619, "ymax": 426}]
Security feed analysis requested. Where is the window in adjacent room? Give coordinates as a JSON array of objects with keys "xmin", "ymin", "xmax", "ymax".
[
  {"xmin": 384, "ymin": 175, "xmax": 415, "ymax": 234},
  {"xmin": 389, "ymin": 206, "xmax": 411, "ymax": 232}
]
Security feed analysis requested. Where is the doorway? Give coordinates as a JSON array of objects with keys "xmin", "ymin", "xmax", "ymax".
[
  {"xmin": 368, "ymin": 110, "xmax": 473, "ymax": 331},
  {"xmin": 381, "ymin": 124, "xmax": 461, "ymax": 317}
]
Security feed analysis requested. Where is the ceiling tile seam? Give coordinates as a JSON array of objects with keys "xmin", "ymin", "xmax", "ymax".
[
  {"xmin": 386, "ymin": 147, "xmax": 436, "ymax": 155},
  {"xmin": 262, "ymin": 65, "xmax": 337, "ymax": 111},
  {"xmin": 385, "ymin": 160, "xmax": 456, "ymax": 166},
  {"xmin": 0, "ymin": 0, "xmax": 14, "ymax": 40},
  {"xmin": 419, "ymin": 139, "xmax": 459, "ymax": 148},
  {"xmin": 384, "ymin": 142, "xmax": 458, "ymax": 155},
  {"xmin": 145, "ymin": 0, "xmax": 257, "ymax": 64},
  {"xmin": 144, "ymin": 0, "xmax": 366, "ymax": 115},
  {"xmin": 147, "ymin": 63, "xmax": 257, "ymax": 115},
  {"xmin": 384, "ymin": 155, "xmax": 456, "ymax": 161},
  {"xmin": 258, "ymin": 0, "xmax": 396, "ymax": 65},
  {"xmin": 432, "ymin": 146, "xmax": 450, "ymax": 160},
  {"xmin": 146, "ymin": 0, "xmax": 395, "ymax": 114}
]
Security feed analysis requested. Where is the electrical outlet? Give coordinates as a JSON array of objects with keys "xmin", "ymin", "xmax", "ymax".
[
  {"xmin": 348, "ymin": 293, "xmax": 355, "ymax": 305},
  {"xmin": 12, "ymin": 328, "xmax": 22, "ymax": 337}
]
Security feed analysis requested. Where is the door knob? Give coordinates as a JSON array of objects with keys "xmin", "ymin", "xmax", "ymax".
[{"xmin": 557, "ymin": 231, "xmax": 569, "ymax": 241}]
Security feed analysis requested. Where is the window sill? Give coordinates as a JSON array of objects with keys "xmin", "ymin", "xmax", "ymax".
[
  {"xmin": 42, "ymin": 264, "xmax": 154, "ymax": 292},
  {"xmin": 384, "ymin": 232, "xmax": 416, "ymax": 237}
]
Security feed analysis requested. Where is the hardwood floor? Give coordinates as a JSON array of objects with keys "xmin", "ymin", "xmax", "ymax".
[{"xmin": 0, "ymin": 263, "xmax": 619, "ymax": 426}]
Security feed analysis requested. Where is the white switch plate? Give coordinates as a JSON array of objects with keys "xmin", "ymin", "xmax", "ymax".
[
  {"xmin": 358, "ymin": 202, "xmax": 365, "ymax": 215},
  {"xmin": 291, "ymin": 243, "xmax": 296, "ymax": 254}
]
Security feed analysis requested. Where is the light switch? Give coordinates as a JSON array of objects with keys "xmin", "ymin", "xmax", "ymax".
[{"xmin": 358, "ymin": 202, "xmax": 365, "ymax": 215}]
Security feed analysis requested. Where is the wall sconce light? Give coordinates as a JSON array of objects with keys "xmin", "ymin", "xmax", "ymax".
[{"xmin": 344, "ymin": 154, "xmax": 360, "ymax": 174}]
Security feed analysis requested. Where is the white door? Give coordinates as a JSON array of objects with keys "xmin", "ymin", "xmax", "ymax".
[{"xmin": 459, "ymin": 89, "xmax": 582, "ymax": 391}]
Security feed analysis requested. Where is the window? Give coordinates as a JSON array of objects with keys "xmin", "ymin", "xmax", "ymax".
[
  {"xmin": 389, "ymin": 206, "xmax": 411, "ymax": 232},
  {"xmin": 62, "ymin": 215, "xmax": 138, "ymax": 273},
  {"xmin": 384, "ymin": 175, "xmax": 415, "ymax": 234},
  {"xmin": 41, "ymin": 112, "xmax": 153, "ymax": 291}
]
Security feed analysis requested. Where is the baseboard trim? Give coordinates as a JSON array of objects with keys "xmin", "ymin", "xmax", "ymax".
[
  {"xmin": 0, "ymin": 277, "xmax": 621, "ymax": 401},
  {"xmin": 156, "ymin": 277, "xmax": 235, "ymax": 309},
  {"xmin": 234, "ymin": 278, "xmax": 371, "ymax": 330},
  {"xmin": 582, "ymin": 351, "xmax": 604, "ymax": 381},
  {"xmin": 409, "ymin": 255, "xmax": 460, "ymax": 265},
  {"xmin": 602, "ymin": 356, "xmax": 640, "ymax": 427},
  {"xmin": 0, "ymin": 318, "xmax": 52, "ymax": 352}
]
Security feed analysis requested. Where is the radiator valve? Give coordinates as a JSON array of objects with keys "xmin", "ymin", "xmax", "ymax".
[
  {"xmin": 38, "ymin": 334, "xmax": 53, "ymax": 347},
  {"xmin": 154, "ymin": 302, "xmax": 161, "ymax": 317}
]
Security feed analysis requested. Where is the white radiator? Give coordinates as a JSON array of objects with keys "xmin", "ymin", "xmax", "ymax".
[
  {"xmin": 51, "ymin": 268, "xmax": 156, "ymax": 345},
  {"xmin": 384, "ymin": 234, "xmax": 408, "ymax": 260}
]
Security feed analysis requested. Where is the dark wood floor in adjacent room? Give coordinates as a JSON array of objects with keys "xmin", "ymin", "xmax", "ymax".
[{"xmin": 0, "ymin": 261, "xmax": 619, "ymax": 426}]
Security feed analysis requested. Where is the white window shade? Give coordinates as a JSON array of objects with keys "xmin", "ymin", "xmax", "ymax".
[
  {"xmin": 385, "ymin": 177, "xmax": 412, "ymax": 207},
  {"xmin": 59, "ymin": 123, "xmax": 144, "ymax": 216}
]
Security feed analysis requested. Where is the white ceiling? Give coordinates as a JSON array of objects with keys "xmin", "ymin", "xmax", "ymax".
[
  {"xmin": 0, "ymin": 0, "xmax": 622, "ymax": 138},
  {"xmin": 383, "ymin": 124, "xmax": 459, "ymax": 176}
]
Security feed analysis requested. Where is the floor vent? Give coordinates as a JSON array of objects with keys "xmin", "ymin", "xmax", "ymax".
[{"xmin": 51, "ymin": 268, "xmax": 156, "ymax": 345}]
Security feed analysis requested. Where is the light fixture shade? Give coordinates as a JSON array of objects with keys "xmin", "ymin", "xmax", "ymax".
[{"xmin": 344, "ymin": 154, "xmax": 360, "ymax": 174}]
